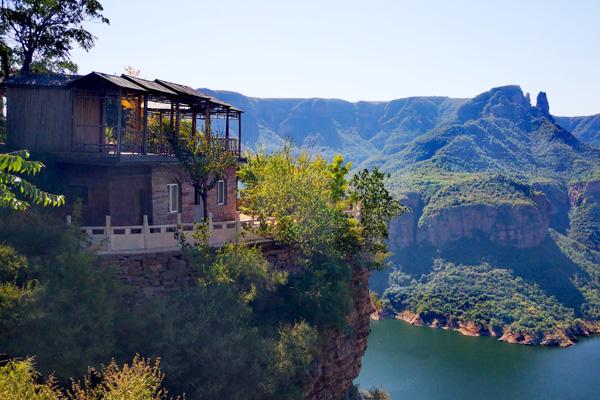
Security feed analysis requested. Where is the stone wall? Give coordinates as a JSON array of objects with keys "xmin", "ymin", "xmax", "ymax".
[
  {"xmin": 100, "ymin": 245, "xmax": 372, "ymax": 400},
  {"xmin": 99, "ymin": 251, "xmax": 196, "ymax": 297}
]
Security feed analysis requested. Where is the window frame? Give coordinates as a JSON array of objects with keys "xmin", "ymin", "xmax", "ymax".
[
  {"xmin": 216, "ymin": 179, "xmax": 226, "ymax": 205},
  {"xmin": 167, "ymin": 183, "xmax": 179, "ymax": 214}
]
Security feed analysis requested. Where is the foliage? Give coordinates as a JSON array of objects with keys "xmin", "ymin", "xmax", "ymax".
[
  {"xmin": 209, "ymin": 243, "xmax": 287, "ymax": 302},
  {"xmin": 384, "ymin": 260, "xmax": 577, "ymax": 338},
  {"xmin": 0, "ymin": 358, "xmax": 62, "ymax": 400},
  {"xmin": 0, "ymin": 213, "xmax": 128, "ymax": 380},
  {"xmin": 69, "ymin": 355, "xmax": 177, "ymax": 400},
  {"xmin": 239, "ymin": 146, "xmax": 358, "ymax": 258},
  {"xmin": 170, "ymin": 132, "xmax": 237, "ymax": 220},
  {"xmin": 369, "ymin": 291, "xmax": 382, "ymax": 312},
  {"xmin": 0, "ymin": 0, "xmax": 109, "ymax": 77},
  {"xmin": 0, "ymin": 356, "xmax": 179, "ymax": 400},
  {"xmin": 349, "ymin": 168, "xmax": 406, "ymax": 258},
  {"xmin": 568, "ymin": 195, "xmax": 600, "ymax": 251},
  {"xmin": 271, "ymin": 321, "xmax": 318, "ymax": 398},
  {"xmin": 420, "ymin": 175, "xmax": 540, "ymax": 221},
  {"xmin": 0, "ymin": 150, "xmax": 64, "ymax": 210},
  {"xmin": 0, "ymin": 244, "xmax": 37, "ymax": 343},
  {"xmin": 329, "ymin": 154, "xmax": 352, "ymax": 204}
]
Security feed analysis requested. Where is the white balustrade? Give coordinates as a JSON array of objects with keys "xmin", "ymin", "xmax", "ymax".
[{"xmin": 72, "ymin": 212, "xmax": 267, "ymax": 255}]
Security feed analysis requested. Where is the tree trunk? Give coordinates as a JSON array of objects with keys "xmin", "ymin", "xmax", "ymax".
[
  {"xmin": 20, "ymin": 48, "xmax": 34, "ymax": 76},
  {"xmin": 200, "ymin": 191, "xmax": 208, "ymax": 221}
]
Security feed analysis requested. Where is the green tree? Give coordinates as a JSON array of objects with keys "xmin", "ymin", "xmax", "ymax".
[
  {"xmin": 0, "ymin": 0, "xmax": 109, "ymax": 77},
  {"xmin": 0, "ymin": 150, "xmax": 64, "ymax": 210},
  {"xmin": 239, "ymin": 147, "xmax": 357, "ymax": 259},
  {"xmin": 350, "ymin": 168, "xmax": 407, "ymax": 260},
  {"xmin": 170, "ymin": 135, "xmax": 237, "ymax": 221}
]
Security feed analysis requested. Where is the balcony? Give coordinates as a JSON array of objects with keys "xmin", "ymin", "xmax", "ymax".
[{"xmin": 69, "ymin": 74, "xmax": 242, "ymax": 160}]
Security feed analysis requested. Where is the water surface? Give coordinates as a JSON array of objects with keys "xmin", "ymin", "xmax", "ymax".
[{"xmin": 355, "ymin": 320, "xmax": 600, "ymax": 400}]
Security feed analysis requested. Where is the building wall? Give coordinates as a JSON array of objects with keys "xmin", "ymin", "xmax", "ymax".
[
  {"xmin": 206, "ymin": 165, "xmax": 238, "ymax": 222},
  {"xmin": 152, "ymin": 164, "xmax": 238, "ymax": 224},
  {"xmin": 108, "ymin": 168, "xmax": 152, "ymax": 226},
  {"xmin": 151, "ymin": 165, "xmax": 195, "ymax": 224},
  {"xmin": 6, "ymin": 86, "xmax": 73, "ymax": 153},
  {"xmin": 63, "ymin": 164, "xmax": 110, "ymax": 226},
  {"xmin": 64, "ymin": 164, "xmax": 152, "ymax": 226}
]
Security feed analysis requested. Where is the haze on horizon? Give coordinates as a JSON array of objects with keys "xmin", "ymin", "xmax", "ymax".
[{"xmin": 71, "ymin": 0, "xmax": 600, "ymax": 116}]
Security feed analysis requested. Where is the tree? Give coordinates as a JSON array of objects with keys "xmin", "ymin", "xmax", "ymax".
[
  {"xmin": 349, "ymin": 168, "xmax": 407, "ymax": 260},
  {"xmin": 170, "ymin": 134, "xmax": 237, "ymax": 221},
  {"xmin": 0, "ymin": 0, "xmax": 109, "ymax": 77},
  {"xmin": 69, "ymin": 355, "xmax": 180, "ymax": 400},
  {"xmin": 0, "ymin": 150, "xmax": 64, "ymax": 210},
  {"xmin": 0, "ymin": 358, "xmax": 63, "ymax": 400}
]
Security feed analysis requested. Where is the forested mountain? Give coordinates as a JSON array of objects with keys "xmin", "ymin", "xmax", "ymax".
[
  {"xmin": 556, "ymin": 114, "xmax": 600, "ymax": 147},
  {"xmin": 201, "ymin": 88, "xmax": 600, "ymax": 160},
  {"xmin": 203, "ymin": 85, "xmax": 600, "ymax": 346}
]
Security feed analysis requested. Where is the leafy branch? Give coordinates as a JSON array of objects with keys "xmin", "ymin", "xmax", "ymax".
[{"xmin": 0, "ymin": 150, "xmax": 64, "ymax": 210}]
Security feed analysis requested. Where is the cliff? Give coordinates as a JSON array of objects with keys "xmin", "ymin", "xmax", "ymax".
[
  {"xmin": 389, "ymin": 185, "xmax": 551, "ymax": 250},
  {"xmin": 101, "ymin": 245, "xmax": 373, "ymax": 400}
]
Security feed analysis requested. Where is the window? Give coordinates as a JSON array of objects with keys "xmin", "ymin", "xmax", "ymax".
[
  {"xmin": 167, "ymin": 183, "xmax": 179, "ymax": 213},
  {"xmin": 217, "ymin": 180, "xmax": 226, "ymax": 205}
]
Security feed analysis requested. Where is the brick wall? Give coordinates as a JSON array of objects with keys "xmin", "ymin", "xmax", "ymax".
[
  {"xmin": 151, "ymin": 165, "xmax": 195, "ymax": 224},
  {"xmin": 205, "ymin": 165, "xmax": 238, "ymax": 222},
  {"xmin": 151, "ymin": 164, "xmax": 238, "ymax": 224}
]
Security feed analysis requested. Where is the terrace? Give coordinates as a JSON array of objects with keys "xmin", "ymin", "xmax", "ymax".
[{"xmin": 70, "ymin": 72, "xmax": 241, "ymax": 160}]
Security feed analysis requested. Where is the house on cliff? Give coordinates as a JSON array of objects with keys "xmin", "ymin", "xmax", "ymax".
[{"xmin": 3, "ymin": 72, "xmax": 257, "ymax": 253}]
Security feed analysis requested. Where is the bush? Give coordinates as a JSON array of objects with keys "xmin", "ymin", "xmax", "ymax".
[{"xmin": 0, "ymin": 358, "xmax": 62, "ymax": 400}]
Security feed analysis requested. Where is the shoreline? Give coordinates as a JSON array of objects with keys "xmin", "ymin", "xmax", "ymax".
[{"xmin": 378, "ymin": 310, "xmax": 600, "ymax": 347}]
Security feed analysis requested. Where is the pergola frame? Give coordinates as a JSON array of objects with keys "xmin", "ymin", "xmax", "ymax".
[{"xmin": 70, "ymin": 72, "xmax": 242, "ymax": 156}]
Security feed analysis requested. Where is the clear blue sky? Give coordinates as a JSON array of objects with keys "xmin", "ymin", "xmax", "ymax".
[{"xmin": 71, "ymin": 0, "xmax": 600, "ymax": 116}]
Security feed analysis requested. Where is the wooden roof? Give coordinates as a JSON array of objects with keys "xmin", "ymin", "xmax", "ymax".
[
  {"xmin": 73, "ymin": 72, "xmax": 147, "ymax": 92},
  {"xmin": 3, "ymin": 71, "xmax": 242, "ymax": 112},
  {"xmin": 122, "ymin": 75, "xmax": 178, "ymax": 96},
  {"xmin": 155, "ymin": 79, "xmax": 211, "ymax": 100},
  {"xmin": 4, "ymin": 74, "xmax": 79, "ymax": 87}
]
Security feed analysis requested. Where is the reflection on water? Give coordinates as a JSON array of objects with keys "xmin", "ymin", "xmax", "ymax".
[{"xmin": 355, "ymin": 320, "xmax": 600, "ymax": 400}]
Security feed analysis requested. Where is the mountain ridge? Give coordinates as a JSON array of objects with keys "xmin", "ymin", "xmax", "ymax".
[
  {"xmin": 201, "ymin": 84, "xmax": 600, "ymax": 346},
  {"xmin": 200, "ymin": 87, "xmax": 600, "ymax": 153}
]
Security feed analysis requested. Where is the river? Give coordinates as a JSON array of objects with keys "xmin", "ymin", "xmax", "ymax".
[{"xmin": 355, "ymin": 319, "xmax": 600, "ymax": 400}]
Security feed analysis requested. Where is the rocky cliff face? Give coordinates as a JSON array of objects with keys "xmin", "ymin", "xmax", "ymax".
[
  {"xmin": 101, "ymin": 245, "xmax": 373, "ymax": 400},
  {"xmin": 303, "ymin": 268, "xmax": 373, "ymax": 400},
  {"xmin": 389, "ymin": 193, "xmax": 551, "ymax": 249},
  {"xmin": 567, "ymin": 179, "xmax": 600, "ymax": 250}
]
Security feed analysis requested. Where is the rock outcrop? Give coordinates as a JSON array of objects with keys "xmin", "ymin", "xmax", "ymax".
[
  {"xmin": 536, "ymin": 91, "xmax": 550, "ymax": 115},
  {"xmin": 389, "ymin": 193, "xmax": 551, "ymax": 249},
  {"xmin": 419, "ymin": 198, "xmax": 551, "ymax": 249},
  {"xmin": 394, "ymin": 310, "xmax": 600, "ymax": 347}
]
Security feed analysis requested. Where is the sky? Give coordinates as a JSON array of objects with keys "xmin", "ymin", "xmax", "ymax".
[{"xmin": 71, "ymin": 0, "xmax": 600, "ymax": 116}]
